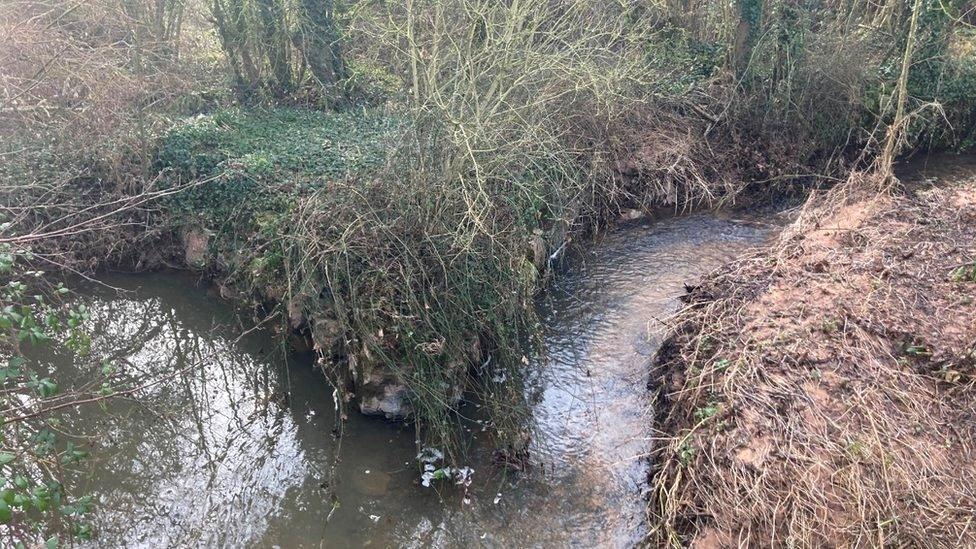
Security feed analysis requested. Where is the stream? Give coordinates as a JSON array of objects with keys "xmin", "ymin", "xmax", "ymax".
[{"xmin": 49, "ymin": 212, "xmax": 774, "ymax": 547}]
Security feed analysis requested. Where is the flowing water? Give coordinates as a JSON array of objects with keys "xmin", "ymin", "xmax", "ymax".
[{"xmin": 49, "ymin": 213, "xmax": 774, "ymax": 547}]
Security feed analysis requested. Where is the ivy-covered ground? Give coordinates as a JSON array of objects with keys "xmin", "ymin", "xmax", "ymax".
[
  {"xmin": 158, "ymin": 107, "xmax": 400, "ymax": 224},
  {"xmin": 154, "ymin": 107, "xmax": 402, "ymax": 290}
]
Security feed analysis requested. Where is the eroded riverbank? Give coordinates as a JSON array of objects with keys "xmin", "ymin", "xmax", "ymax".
[
  {"xmin": 647, "ymin": 157, "xmax": 976, "ymax": 546},
  {"xmin": 54, "ymin": 212, "xmax": 775, "ymax": 547}
]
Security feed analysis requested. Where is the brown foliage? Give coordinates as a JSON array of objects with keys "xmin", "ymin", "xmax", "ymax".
[
  {"xmin": 0, "ymin": 0, "xmax": 219, "ymax": 183},
  {"xmin": 648, "ymin": 172, "xmax": 976, "ymax": 546},
  {"xmin": 0, "ymin": 0, "xmax": 221, "ymax": 270}
]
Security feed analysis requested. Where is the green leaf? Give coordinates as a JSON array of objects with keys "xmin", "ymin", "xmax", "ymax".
[
  {"xmin": 0, "ymin": 452, "xmax": 15, "ymax": 465},
  {"xmin": 11, "ymin": 493, "xmax": 29, "ymax": 509},
  {"xmin": 74, "ymin": 523, "xmax": 92, "ymax": 541},
  {"xmin": 0, "ymin": 500, "xmax": 11, "ymax": 523},
  {"xmin": 35, "ymin": 378, "xmax": 58, "ymax": 398},
  {"xmin": 31, "ymin": 484, "xmax": 51, "ymax": 511},
  {"xmin": 32, "ymin": 495, "xmax": 49, "ymax": 512}
]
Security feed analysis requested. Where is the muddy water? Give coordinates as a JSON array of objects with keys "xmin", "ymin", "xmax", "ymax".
[{"xmin": 54, "ymin": 213, "xmax": 772, "ymax": 547}]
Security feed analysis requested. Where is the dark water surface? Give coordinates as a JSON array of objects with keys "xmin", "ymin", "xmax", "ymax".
[{"xmin": 52, "ymin": 213, "xmax": 774, "ymax": 547}]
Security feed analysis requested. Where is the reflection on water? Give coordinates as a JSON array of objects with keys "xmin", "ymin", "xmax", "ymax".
[
  {"xmin": 55, "ymin": 213, "xmax": 773, "ymax": 547},
  {"xmin": 52, "ymin": 275, "xmax": 427, "ymax": 547},
  {"xmin": 520, "ymin": 213, "xmax": 773, "ymax": 546},
  {"xmin": 896, "ymin": 152, "xmax": 976, "ymax": 185}
]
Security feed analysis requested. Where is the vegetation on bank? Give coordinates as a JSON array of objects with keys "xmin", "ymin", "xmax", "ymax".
[
  {"xmin": 142, "ymin": 0, "xmax": 976, "ymax": 461},
  {"xmin": 648, "ymin": 173, "xmax": 976, "ymax": 546},
  {"xmin": 158, "ymin": 108, "xmax": 397, "ymax": 225},
  {"xmin": 0, "ymin": 247, "xmax": 102, "ymax": 545},
  {"xmin": 2, "ymin": 0, "xmax": 976, "ymax": 544}
]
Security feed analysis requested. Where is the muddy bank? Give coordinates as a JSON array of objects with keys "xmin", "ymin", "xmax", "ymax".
[{"xmin": 646, "ymin": 161, "xmax": 976, "ymax": 546}]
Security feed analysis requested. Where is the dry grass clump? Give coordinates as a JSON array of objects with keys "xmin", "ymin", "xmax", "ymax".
[
  {"xmin": 0, "ymin": 0, "xmax": 221, "ymax": 268},
  {"xmin": 0, "ymin": 1, "xmax": 218, "ymax": 172},
  {"xmin": 647, "ymin": 175, "xmax": 976, "ymax": 546}
]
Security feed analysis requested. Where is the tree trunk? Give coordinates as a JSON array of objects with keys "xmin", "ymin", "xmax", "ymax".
[
  {"xmin": 878, "ymin": 0, "xmax": 923, "ymax": 184},
  {"xmin": 295, "ymin": 0, "xmax": 347, "ymax": 96}
]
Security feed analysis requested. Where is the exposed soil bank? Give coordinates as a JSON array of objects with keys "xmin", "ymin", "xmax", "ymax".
[{"xmin": 647, "ymin": 160, "xmax": 976, "ymax": 546}]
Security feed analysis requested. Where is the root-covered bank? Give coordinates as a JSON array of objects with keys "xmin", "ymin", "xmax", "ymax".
[{"xmin": 647, "ymin": 167, "xmax": 976, "ymax": 546}]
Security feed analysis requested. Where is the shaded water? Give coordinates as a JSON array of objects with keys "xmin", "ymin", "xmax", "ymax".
[
  {"xmin": 896, "ymin": 152, "xmax": 976, "ymax": 185},
  {"xmin": 51, "ymin": 213, "xmax": 773, "ymax": 547}
]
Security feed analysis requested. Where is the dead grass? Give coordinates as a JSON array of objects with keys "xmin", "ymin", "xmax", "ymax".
[{"xmin": 647, "ymin": 173, "xmax": 976, "ymax": 547}]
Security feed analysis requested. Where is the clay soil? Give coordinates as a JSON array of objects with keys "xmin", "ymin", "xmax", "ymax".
[{"xmin": 646, "ymin": 176, "xmax": 976, "ymax": 547}]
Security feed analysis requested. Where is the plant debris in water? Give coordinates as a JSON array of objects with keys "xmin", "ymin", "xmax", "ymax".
[{"xmin": 417, "ymin": 447, "xmax": 474, "ymax": 488}]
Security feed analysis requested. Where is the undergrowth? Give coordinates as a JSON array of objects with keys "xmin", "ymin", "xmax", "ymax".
[
  {"xmin": 148, "ymin": 0, "xmax": 976, "ymax": 464},
  {"xmin": 7, "ymin": 0, "xmax": 976, "ymax": 470},
  {"xmin": 158, "ymin": 107, "xmax": 399, "ymax": 222},
  {"xmin": 153, "ymin": 2, "xmax": 705, "ymax": 460},
  {"xmin": 4, "ymin": 0, "xmax": 976, "ymax": 543}
]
